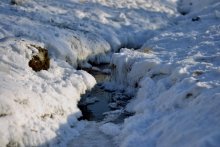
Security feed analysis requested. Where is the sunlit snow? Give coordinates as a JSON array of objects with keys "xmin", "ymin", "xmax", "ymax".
[{"xmin": 0, "ymin": 0, "xmax": 220, "ymax": 147}]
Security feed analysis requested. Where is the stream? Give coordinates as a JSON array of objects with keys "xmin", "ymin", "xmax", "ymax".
[{"xmin": 78, "ymin": 65, "xmax": 133, "ymax": 123}]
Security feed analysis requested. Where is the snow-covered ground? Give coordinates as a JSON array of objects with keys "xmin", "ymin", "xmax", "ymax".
[
  {"xmin": 0, "ymin": 0, "xmax": 220, "ymax": 146},
  {"xmin": 110, "ymin": 1, "xmax": 220, "ymax": 147}
]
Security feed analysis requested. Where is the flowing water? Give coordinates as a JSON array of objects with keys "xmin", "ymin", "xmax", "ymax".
[
  {"xmin": 69, "ymin": 66, "xmax": 133, "ymax": 147},
  {"xmin": 78, "ymin": 66, "xmax": 112, "ymax": 121},
  {"xmin": 78, "ymin": 66, "xmax": 132, "ymax": 122}
]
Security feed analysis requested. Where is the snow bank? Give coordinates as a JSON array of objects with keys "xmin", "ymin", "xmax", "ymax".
[
  {"xmin": 111, "ymin": 1, "xmax": 220, "ymax": 146},
  {"xmin": 0, "ymin": 1, "xmax": 111, "ymax": 144},
  {"xmin": 0, "ymin": 38, "xmax": 96, "ymax": 146},
  {"xmin": 110, "ymin": 48, "xmax": 162, "ymax": 93},
  {"xmin": 2, "ymin": 0, "xmax": 177, "ymax": 51},
  {"xmin": 0, "ymin": 1, "xmax": 111, "ymax": 68}
]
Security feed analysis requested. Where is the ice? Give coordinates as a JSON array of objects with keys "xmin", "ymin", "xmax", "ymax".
[{"xmin": 84, "ymin": 97, "xmax": 99, "ymax": 105}]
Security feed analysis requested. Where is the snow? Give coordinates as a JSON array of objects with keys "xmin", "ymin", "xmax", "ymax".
[
  {"xmin": 110, "ymin": 1, "xmax": 220, "ymax": 146},
  {"xmin": 0, "ymin": 0, "xmax": 220, "ymax": 146},
  {"xmin": 177, "ymin": 0, "xmax": 219, "ymax": 15},
  {"xmin": 0, "ymin": 37, "xmax": 96, "ymax": 146},
  {"xmin": 68, "ymin": 121, "xmax": 115, "ymax": 147},
  {"xmin": 100, "ymin": 122, "xmax": 121, "ymax": 136}
]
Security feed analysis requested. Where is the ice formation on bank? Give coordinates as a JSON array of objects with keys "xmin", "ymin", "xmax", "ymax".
[{"xmin": 110, "ymin": 1, "xmax": 220, "ymax": 146}]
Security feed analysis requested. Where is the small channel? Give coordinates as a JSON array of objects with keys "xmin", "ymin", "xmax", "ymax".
[{"xmin": 78, "ymin": 65, "xmax": 133, "ymax": 122}]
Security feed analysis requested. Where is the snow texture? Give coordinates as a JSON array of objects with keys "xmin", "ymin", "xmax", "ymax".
[
  {"xmin": 100, "ymin": 122, "xmax": 121, "ymax": 136},
  {"xmin": 0, "ymin": 0, "xmax": 177, "ymax": 146},
  {"xmin": 110, "ymin": 1, "xmax": 220, "ymax": 146},
  {"xmin": 68, "ymin": 122, "xmax": 114, "ymax": 147},
  {"xmin": 0, "ymin": 37, "xmax": 97, "ymax": 146},
  {"xmin": 0, "ymin": 0, "xmax": 220, "ymax": 146}
]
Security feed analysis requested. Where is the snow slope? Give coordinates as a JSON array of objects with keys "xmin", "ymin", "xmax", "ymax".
[{"xmin": 110, "ymin": 1, "xmax": 220, "ymax": 147}]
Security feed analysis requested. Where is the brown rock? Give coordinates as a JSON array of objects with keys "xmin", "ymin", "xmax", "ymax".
[{"xmin": 28, "ymin": 46, "xmax": 50, "ymax": 72}]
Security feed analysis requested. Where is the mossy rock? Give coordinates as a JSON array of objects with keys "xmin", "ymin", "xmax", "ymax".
[{"xmin": 28, "ymin": 45, "xmax": 50, "ymax": 72}]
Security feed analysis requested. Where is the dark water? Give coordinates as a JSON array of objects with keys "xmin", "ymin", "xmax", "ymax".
[
  {"xmin": 78, "ymin": 86, "xmax": 112, "ymax": 121},
  {"xmin": 78, "ymin": 66, "xmax": 133, "ymax": 122},
  {"xmin": 78, "ymin": 69, "xmax": 112, "ymax": 121}
]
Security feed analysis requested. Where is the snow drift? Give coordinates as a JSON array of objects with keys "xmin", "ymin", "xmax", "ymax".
[
  {"xmin": 0, "ymin": 37, "xmax": 97, "ymax": 146},
  {"xmin": 110, "ymin": 1, "xmax": 220, "ymax": 146}
]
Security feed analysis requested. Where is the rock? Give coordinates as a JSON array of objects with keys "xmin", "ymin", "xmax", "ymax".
[{"xmin": 28, "ymin": 45, "xmax": 50, "ymax": 72}]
